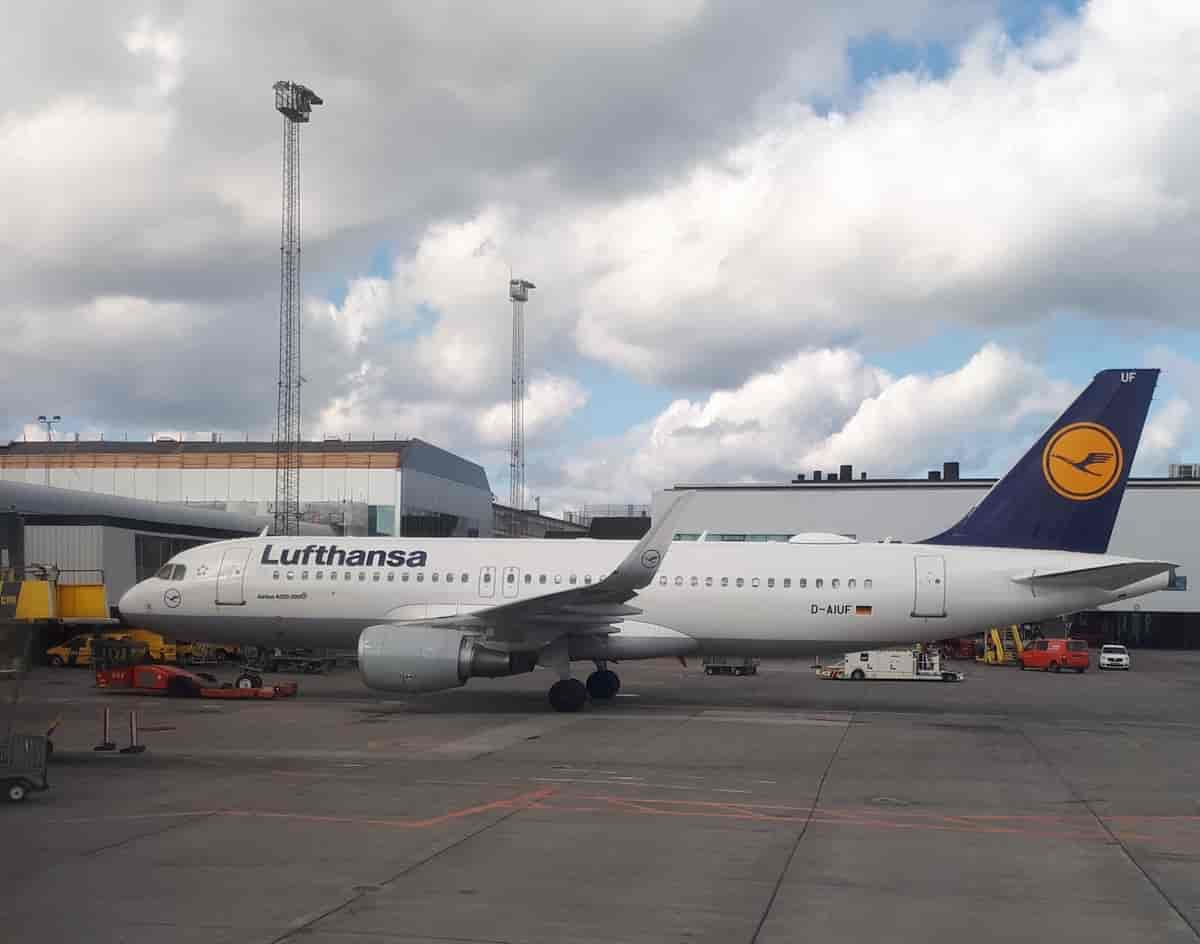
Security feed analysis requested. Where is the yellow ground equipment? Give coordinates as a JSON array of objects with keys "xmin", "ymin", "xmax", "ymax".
[
  {"xmin": 977, "ymin": 626, "xmax": 1026, "ymax": 665},
  {"xmin": 1, "ymin": 568, "xmax": 112, "ymax": 624}
]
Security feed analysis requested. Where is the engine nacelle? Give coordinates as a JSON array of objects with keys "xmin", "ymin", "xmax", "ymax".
[{"xmin": 358, "ymin": 625, "xmax": 537, "ymax": 693}]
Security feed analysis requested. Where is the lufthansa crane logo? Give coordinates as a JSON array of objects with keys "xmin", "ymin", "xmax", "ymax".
[
  {"xmin": 641, "ymin": 550, "xmax": 662, "ymax": 569},
  {"xmin": 1042, "ymin": 422, "xmax": 1123, "ymax": 501},
  {"xmin": 163, "ymin": 588, "xmax": 182, "ymax": 608}
]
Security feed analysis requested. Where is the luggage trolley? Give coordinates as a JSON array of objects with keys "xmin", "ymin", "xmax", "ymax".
[{"xmin": 1, "ymin": 733, "xmax": 49, "ymax": 802}]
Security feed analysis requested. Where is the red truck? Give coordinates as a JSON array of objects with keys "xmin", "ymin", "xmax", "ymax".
[{"xmin": 1019, "ymin": 638, "xmax": 1090, "ymax": 673}]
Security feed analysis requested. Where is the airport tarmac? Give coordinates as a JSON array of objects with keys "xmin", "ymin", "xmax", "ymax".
[{"xmin": 2, "ymin": 652, "xmax": 1199, "ymax": 943}]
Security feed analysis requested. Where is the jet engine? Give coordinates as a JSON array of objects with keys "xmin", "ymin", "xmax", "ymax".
[{"xmin": 358, "ymin": 625, "xmax": 537, "ymax": 693}]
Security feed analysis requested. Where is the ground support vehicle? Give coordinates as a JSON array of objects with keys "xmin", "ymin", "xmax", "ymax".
[
  {"xmin": 819, "ymin": 648, "xmax": 962, "ymax": 682},
  {"xmin": 240, "ymin": 646, "xmax": 336, "ymax": 675},
  {"xmin": 94, "ymin": 639, "xmax": 298, "ymax": 699},
  {"xmin": 702, "ymin": 655, "xmax": 759, "ymax": 676},
  {"xmin": 977, "ymin": 626, "xmax": 1027, "ymax": 666},
  {"xmin": 1099, "ymin": 644, "xmax": 1131, "ymax": 670},
  {"xmin": 1018, "ymin": 637, "xmax": 1090, "ymax": 673},
  {"xmin": 1, "ymin": 733, "xmax": 49, "ymax": 802}
]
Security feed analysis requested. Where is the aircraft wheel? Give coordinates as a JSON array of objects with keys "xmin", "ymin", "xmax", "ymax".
[
  {"xmin": 586, "ymin": 669, "xmax": 620, "ymax": 700},
  {"xmin": 7, "ymin": 781, "xmax": 27, "ymax": 803},
  {"xmin": 548, "ymin": 679, "xmax": 587, "ymax": 712},
  {"xmin": 850, "ymin": 669, "xmax": 866, "ymax": 681}
]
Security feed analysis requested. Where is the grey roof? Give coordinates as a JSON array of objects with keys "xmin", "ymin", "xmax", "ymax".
[
  {"xmin": 0, "ymin": 480, "xmax": 267, "ymax": 535},
  {"xmin": 0, "ymin": 439, "xmax": 414, "ymax": 456}
]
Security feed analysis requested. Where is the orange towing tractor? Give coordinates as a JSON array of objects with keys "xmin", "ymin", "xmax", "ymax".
[{"xmin": 94, "ymin": 638, "xmax": 297, "ymax": 699}]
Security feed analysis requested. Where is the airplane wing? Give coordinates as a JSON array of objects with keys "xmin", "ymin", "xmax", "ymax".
[
  {"xmin": 1012, "ymin": 560, "xmax": 1175, "ymax": 592},
  {"xmin": 383, "ymin": 492, "xmax": 694, "ymax": 645}
]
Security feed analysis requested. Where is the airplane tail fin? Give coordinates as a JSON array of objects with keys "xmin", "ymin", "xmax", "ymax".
[{"xmin": 923, "ymin": 369, "xmax": 1158, "ymax": 554}]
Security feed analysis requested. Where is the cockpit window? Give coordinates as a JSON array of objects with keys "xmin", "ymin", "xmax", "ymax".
[
  {"xmin": 155, "ymin": 564, "xmax": 174, "ymax": 580},
  {"xmin": 172, "ymin": 566, "xmax": 186, "ymax": 581}
]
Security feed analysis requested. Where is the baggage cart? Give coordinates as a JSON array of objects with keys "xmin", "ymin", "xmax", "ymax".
[
  {"xmin": 703, "ymin": 655, "xmax": 760, "ymax": 676},
  {"xmin": 1, "ymin": 733, "xmax": 49, "ymax": 802}
]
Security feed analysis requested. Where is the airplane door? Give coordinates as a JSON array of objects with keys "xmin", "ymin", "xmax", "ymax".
[
  {"xmin": 479, "ymin": 566, "xmax": 496, "ymax": 598},
  {"xmin": 912, "ymin": 555, "xmax": 946, "ymax": 618},
  {"xmin": 216, "ymin": 548, "xmax": 252, "ymax": 605},
  {"xmin": 502, "ymin": 566, "xmax": 520, "ymax": 599}
]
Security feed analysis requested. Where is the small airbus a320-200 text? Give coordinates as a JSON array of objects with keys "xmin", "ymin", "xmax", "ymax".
[{"xmin": 120, "ymin": 369, "xmax": 1178, "ymax": 711}]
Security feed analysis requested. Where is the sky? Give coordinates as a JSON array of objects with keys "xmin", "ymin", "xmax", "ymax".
[{"xmin": 2, "ymin": 0, "xmax": 1199, "ymax": 514}]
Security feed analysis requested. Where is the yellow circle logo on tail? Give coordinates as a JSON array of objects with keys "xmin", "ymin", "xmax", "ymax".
[{"xmin": 1042, "ymin": 422, "xmax": 1123, "ymax": 501}]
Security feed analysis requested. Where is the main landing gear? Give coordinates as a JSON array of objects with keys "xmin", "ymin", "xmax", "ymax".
[{"xmin": 546, "ymin": 662, "xmax": 622, "ymax": 712}]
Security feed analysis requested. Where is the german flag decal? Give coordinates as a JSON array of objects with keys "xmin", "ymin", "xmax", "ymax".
[{"xmin": 855, "ymin": 605, "xmax": 873, "ymax": 616}]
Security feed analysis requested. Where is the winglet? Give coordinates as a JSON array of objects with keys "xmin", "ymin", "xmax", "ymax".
[{"xmin": 605, "ymin": 491, "xmax": 694, "ymax": 594}]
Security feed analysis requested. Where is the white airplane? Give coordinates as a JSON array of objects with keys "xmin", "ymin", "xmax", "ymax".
[{"xmin": 120, "ymin": 369, "xmax": 1177, "ymax": 711}]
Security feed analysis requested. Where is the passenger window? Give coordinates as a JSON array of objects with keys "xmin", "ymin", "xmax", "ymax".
[
  {"xmin": 554, "ymin": 575, "xmax": 562, "ymax": 584},
  {"xmin": 273, "ymin": 571, "xmax": 280, "ymax": 580},
  {"xmin": 316, "ymin": 571, "xmax": 324, "ymax": 581},
  {"xmin": 385, "ymin": 573, "xmax": 393, "ymax": 582},
  {"xmin": 659, "ymin": 576, "xmax": 667, "ymax": 586},
  {"xmin": 848, "ymin": 578, "xmax": 856, "ymax": 589},
  {"xmin": 751, "ymin": 578, "xmax": 760, "ymax": 588},
  {"xmin": 705, "ymin": 577, "xmax": 713, "ymax": 587},
  {"xmin": 816, "ymin": 579, "xmax": 823, "ymax": 589},
  {"xmin": 584, "ymin": 575, "xmax": 592, "ymax": 585},
  {"xmin": 358, "ymin": 572, "xmax": 366, "ymax": 582},
  {"xmin": 721, "ymin": 577, "xmax": 729, "ymax": 587},
  {"xmin": 372, "ymin": 573, "xmax": 381, "ymax": 582},
  {"xmin": 432, "ymin": 573, "xmax": 440, "ymax": 583},
  {"xmin": 783, "ymin": 578, "xmax": 791, "ymax": 588},
  {"xmin": 672, "ymin": 576, "xmax": 682, "ymax": 586},
  {"xmin": 483, "ymin": 572, "xmax": 492, "ymax": 583},
  {"xmin": 344, "ymin": 572, "xmax": 351, "ymax": 581},
  {"xmin": 447, "ymin": 573, "xmax": 455, "ymax": 583},
  {"xmin": 329, "ymin": 571, "xmax": 336, "ymax": 581},
  {"xmin": 540, "ymin": 575, "xmax": 548, "ymax": 585},
  {"xmin": 767, "ymin": 578, "xmax": 775, "ymax": 588},
  {"xmin": 524, "ymin": 574, "xmax": 532, "ymax": 584},
  {"xmin": 402, "ymin": 573, "xmax": 410, "ymax": 582},
  {"xmin": 690, "ymin": 577, "xmax": 699, "ymax": 587},
  {"xmin": 301, "ymin": 571, "xmax": 309, "ymax": 580},
  {"xmin": 864, "ymin": 579, "xmax": 873, "ymax": 589},
  {"xmin": 799, "ymin": 578, "xmax": 807, "ymax": 589},
  {"xmin": 416, "ymin": 573, "xmax": 424, "ymax": 582},
  {"xmin": 736, "ymin": 578, "xmax": 744, "ymax": 588},
  {"xmin": 507, "ymin": 573, "xmax": 515, "ymax": 584},
  {"xmin": 832, "ymin": 578, "xmax": 840, "ymax": 589},
  {"xmin": 286, "ymin": 572, "xmax": 294, "ymax": 581},
  {"xmin": 461, "ymin": 573, "xmax": 469, "ymax": 583},
  {"xmin": 569, "ymin": 575, "xmax": 577, "ymax": 585}
]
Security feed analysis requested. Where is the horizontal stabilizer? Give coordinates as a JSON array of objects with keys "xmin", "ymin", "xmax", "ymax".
[{"xmin": 1012, "ymin": 561, "xmax": 1175, "ymax": 591}]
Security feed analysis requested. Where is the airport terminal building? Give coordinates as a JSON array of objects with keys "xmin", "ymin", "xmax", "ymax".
[
  {"xmin": 0, "ymin": 437, "xmax": 493, "ymax": 540},
  {"xmin": 654, "ymin": 468, "xmax": 1200, "ymax": 648}
]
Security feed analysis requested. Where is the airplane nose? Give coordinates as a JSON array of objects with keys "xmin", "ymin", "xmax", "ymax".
[{"xmin": 117, "ymin": 585, "xmax": 141, "ymax": 620}]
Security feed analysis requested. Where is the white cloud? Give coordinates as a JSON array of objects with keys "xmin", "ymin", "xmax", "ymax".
[
  {"xmin": 543, "ymin": 345, "xmax": 1074, "ymax": 511},
  {"xmin": 475, "ymin": 374, "xmax": 589, "ymax": 446}
]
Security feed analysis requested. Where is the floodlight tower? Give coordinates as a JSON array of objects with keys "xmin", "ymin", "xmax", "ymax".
[
  {"xmin": 272, "ymin": 80, "xmax": 323, "ymax": 536},
  {"xmin": 508, "ymin": 278, "xmax": 535, "ymax": 530}
]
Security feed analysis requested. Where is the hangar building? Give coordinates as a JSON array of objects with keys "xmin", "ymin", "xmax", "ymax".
[
  {"xmin": 0, "ymin": 438, "xmax": 492, "ymax": 539},
  {"xmin": 654, "ymin": 468, "xmax": 1199, "ymax": 648}
]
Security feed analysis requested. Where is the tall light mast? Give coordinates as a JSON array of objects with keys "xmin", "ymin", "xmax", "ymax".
[
  {"xmin": 508, "ymin": 278, "xmax": 535, "ymax": 532},
  {"xmin": 272, "ymin": 80, "xmax": 322, "ymax": 536}
]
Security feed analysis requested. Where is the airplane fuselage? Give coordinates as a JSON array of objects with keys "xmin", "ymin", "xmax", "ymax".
[{"xmin": 119, "ymin": 536, "xmax": 1166, "ymax": 657}]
